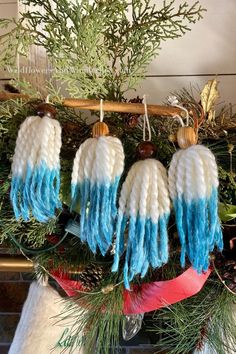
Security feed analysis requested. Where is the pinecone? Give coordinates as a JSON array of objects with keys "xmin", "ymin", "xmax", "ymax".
[
  {"xmin": 125, "ymin": 96, "xmax": 143, "ymax": 128},
  {"xmin": 77, "ymin": 263, "xmax": 105, "ymax": 291}
]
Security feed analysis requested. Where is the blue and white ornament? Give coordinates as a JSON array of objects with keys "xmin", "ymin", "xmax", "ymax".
[
  {"xmin": 112, "ymin": 96, "xmax": 170, "ymax": 289},
  {"xmin": 112, "ymin": 156, "xmax": 170, "ymax": 289},
  {"xmin": 168, "ymin": 126, "xmax": 223, "ymax": 273},
  {"xmin": 10, "ymin": 103, "xmax": 62, "ymax": 222},
  {"xmin": 71, "ymin": 116, "xmax": 124, "ymax": 256}
]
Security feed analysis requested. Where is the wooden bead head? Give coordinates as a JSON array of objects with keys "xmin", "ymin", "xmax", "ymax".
[
  {"xmin": 92, "ymin": 121, "xmax": 109, "ymax": 138},
  {"xmin": 136, "ymin": 141, "xmax": 157, "ymax": 160},
  {"xmin": 37, "ymin": 103, "xmax": 57, "ymax": 119},
  {"xmin": 177, "ymin": 127, "xmax": 197, "ymax": 149}
]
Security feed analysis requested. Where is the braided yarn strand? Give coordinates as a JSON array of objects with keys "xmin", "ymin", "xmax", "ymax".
[
  {"xmin": 10, "ymin": 115, "xmax": 62, "ymax": 222},
  {"xmin": 168, "ymin": 144, "xmax": 223, "ymax": 273},
  {"xmin": 112, "ymin": 158, "xmax": 170, "ymax": 289},
  {"xmin": 71, "ymin": 136, "xmax": 125, "ymax": 256}
]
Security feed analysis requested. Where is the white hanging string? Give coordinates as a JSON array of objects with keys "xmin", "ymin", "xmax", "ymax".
[
  {"xmin": 174, "ymin": 104, "xmax": 190, "ymax": 126},
  {"xmin": 100, "ymin": 99, "xmax": 104, "ymax": 122},
  {"xmin": 173, "ymin": 114, "xmax": 185, "ymax": 127},
  {"xmin": 167, "ymin": 96, "xmax": 190, "ymax": 126},
  {"xmin": 143, "ymin": 94, "xmax": 152, "ymax": 141}
]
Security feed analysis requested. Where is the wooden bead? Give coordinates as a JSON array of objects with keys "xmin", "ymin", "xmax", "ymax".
[
  {"xmin": 136, "ymin": 141, "xmax": 157, "ymax": 160},
  {"xmin": 37, "ymin": 103, "xmax": 57, "ymax": 119},
  {"xmin": 92, "ymin": 121, "xmax": 109, "ymax": 137},
  {"xmin": 177, "ymin": 127, "xmax": 197, "ymax": 149}
]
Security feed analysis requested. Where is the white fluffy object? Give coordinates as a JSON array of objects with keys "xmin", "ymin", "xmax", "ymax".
[{"xmin": 9, "ymin": 281, "xmax": 84, "ymax": 354}]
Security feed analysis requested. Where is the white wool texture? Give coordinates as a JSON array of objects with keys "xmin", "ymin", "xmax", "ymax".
[
  {"xmin": 12, "ymin": 115, "xmax": 62, "ymax": 178},
  {"xmin": 168, "ymin": 144, "xmax": 219, "ymax": 202},
  {"xmin": 9, "ymin": 282, "xmax": 85, "ymax": 354},
  {"xmin": 119, "ymin": 158, "xmax": 170, "ymax": 221},
  {"xmin": 71, "ymin": 136, "xmax": 124, "ymax": 185}
]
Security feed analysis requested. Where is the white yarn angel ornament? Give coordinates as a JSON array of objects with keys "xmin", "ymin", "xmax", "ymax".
[
  {"xmin": 10, "ymin": 102, "xmax": 62, "ymax": 222},
  {"xmin": 168, "ymin": 109, "xmax": 223, "ymax": 273},
  {"xmin": 112, "ymin": 96, "xmax": 170, "ymax": 289},
  {"xmin": 71, "ymin": 100, "xmax": 124, "ymax": 255}
]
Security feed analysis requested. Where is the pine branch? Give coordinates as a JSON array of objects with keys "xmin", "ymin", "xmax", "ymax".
[
  {"xmin": 55, "ymin": 275, "xmax": 124, "ymax": 354},
  {"xmin": 150, "ymin": 280, "xmax": 236, "ymax": 354}
]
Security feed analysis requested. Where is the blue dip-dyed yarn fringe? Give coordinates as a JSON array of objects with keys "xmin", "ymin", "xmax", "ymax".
[
  {"xmin": 71, "ymin": 177, "xmax": 120, "ymax": 255},
  {"xmin": 174, "ymin": 188, "xmax": 223, "ymax": 273},
  {"xmin": 11, "ymin": 162, "xmax": 61, "ymax": 223}
]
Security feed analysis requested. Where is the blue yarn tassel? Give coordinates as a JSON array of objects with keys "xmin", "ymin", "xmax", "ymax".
[
  {"xmin": 10, "ymin": 161, "xmax": 61, "ymax": 222},
  {"xmin": 71, "ymin": 176, "xmax": 120, "ymax": 255},
  {"xmin": 112, "ymin": 212, "xmax": 170, "ymax": 290},
  {"xmin": 174, "ymin": 187, "xmax": 223, "ymax": 273}
]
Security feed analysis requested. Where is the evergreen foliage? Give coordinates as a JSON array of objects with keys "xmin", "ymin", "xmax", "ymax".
[
  {"xmin": 0, "ymin": 0, "xmax": 205, "ymax": 99},
  {"xmin": 150, "ymin": 280, "xmax": 236, "ymax": 354}
]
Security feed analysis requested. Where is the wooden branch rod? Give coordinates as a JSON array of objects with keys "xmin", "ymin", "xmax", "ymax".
[{"xmin": 0, "ymin": 92, "xmax": 183, "ymax": 117}]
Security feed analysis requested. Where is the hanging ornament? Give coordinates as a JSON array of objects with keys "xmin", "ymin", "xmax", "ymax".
[
  {"xmin": 168, "ymin": 104, "xmax": 223, "ymax": 273},
  {"xmin": 71, "ymin": 99, "xmax": 125, "ymax": 255},
  {"xmin": 10, "ymin": 100, "xmax": 62, "ymax": 222},
  {"xmin": 112, "ymin": 95, "xmax": 170, "ymax": 289}
]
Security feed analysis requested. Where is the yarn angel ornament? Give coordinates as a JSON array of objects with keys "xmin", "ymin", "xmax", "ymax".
[
  {"xmin": 71, "ymin": 100, "xmax": 125, "ymax": 255},
  {"xmin": 10, "ymin": 102, "xmax": 62, "ymax": 222},
  {"xmin": 168, "ymin": 100, "xmax": 223, "ymax": 273},
  {"xmin": 112, "ymin": 96, "xmax": 171, "ymax": 289}
]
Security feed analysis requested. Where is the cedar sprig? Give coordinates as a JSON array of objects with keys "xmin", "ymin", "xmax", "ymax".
[{"xmin": 0, "ymin": 0, "xmax": 205, "ymax": 99}]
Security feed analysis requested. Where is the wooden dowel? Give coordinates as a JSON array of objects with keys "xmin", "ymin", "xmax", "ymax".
[
  {"xmin": 0, "ymin": 92, "xmax": 184, "ymax": 117},
  {"xmin": 0, "ymin": 92, "xmax": 29, "ymax": 101},
  {"xmin": 63, "ymin": 98, "xmax": 183, "ymax": 116}
]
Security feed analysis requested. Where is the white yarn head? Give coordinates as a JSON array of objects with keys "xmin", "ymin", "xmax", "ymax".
[
  {"xmin": 118, "ymin": 159, "xmax": 170, "ymax": 223},
  {"xmin": 71, "ymin": 136, "xmax": 124, "ymax": 186},
  {"xmin": 168, "ymin": 144, "xmax": 219, "ymax": 202},
  {"xmin": 12, "ymin": 116, "xmax": 62, "ymax": 179}
]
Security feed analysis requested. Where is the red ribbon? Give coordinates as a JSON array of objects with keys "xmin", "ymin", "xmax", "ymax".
[
  {"xmin": 52, "ymin": 267, "xmax": 211, "ymax": 314},
  {"xmin": 123, "ymin": 267, "xmax": 211, "ymax": 314},
  {"xmin": 52, "ymin": 270, "xmax": 84, "ymax": 296}
]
